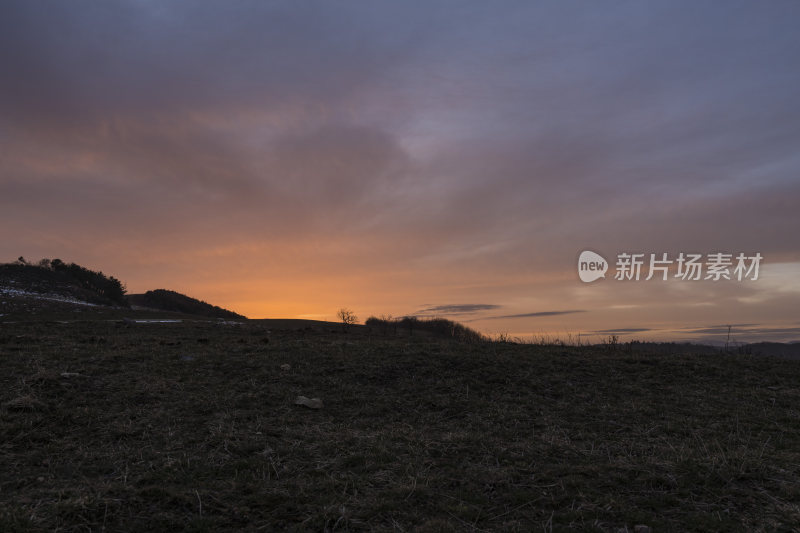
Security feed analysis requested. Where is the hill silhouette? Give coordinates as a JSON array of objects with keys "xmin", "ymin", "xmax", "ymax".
[
  {"xmin": 127, "ymin": 289, "xmax": 245, "ymax": 320},
  {"xmin": 0, "ymin": 258, "xmax": 127, "ymax": 306},
  {"xmin": 0, "ymin": 258, "xmax": 244, "ymax": 320}
]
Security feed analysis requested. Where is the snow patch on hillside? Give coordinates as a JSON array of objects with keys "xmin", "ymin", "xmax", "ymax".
[{"xmin": 0, "ymin": 286, "xmax": 99, "ymax": 307}]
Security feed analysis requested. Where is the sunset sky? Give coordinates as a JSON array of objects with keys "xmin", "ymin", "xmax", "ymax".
[{"xmin": 1, "ymin": 2, "xmax": 798, "ymax": 343}]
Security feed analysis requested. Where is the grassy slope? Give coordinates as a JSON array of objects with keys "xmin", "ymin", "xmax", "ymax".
[{"xmin": 1, "ymin": 320, "xmax": 799, "ymax": 531}]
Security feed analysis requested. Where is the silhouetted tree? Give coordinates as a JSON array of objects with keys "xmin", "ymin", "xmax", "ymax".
[
  {"xmin": 379, "ymin": 314, "xmax": 394, "ymax": 335},
  {"xmin": 337, "ymin": 308, "xmax": 358, "ymax": 332},
  {"xmin": 47, "ymin": 260, "xmax": 127, "ymax": 305}
]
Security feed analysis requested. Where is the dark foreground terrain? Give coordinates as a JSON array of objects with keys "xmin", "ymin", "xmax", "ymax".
[{"xmin": 1, "ymin": 319, "xmax": 799, "ymax": 532}]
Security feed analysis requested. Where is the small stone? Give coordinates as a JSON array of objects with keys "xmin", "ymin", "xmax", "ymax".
[
  {"xmin": 634, "ymin": 526, "xmax": 651, "ymax": 533},
  {"xmin": 280, "ymin": 364, "xmax": 291, "ymax": 371},
  {"xmin": 295, "ymin": 395, "xmax": 323, "ymax": 409}
]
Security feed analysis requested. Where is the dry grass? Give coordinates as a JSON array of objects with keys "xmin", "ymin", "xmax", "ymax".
[{"xmin": 1, "ymin": 319, "xmax": 799, "ymax": 531}]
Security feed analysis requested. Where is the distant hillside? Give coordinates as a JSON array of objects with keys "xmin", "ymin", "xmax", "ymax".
[
  {"xmin": 0, "ymin": 258, "xmax": 127, "ymax": 306},
  {"xmin": 746, "ymin": 342, "xmax": 800, "ymax": 360},
  {"xmin": 127, "ymin": 289, "xmax": 245, "ymax": 320}
]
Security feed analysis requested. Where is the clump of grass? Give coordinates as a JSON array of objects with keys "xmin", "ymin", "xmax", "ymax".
[
  {"xmin": 365, "ymin": 315, "xmax": 487, "ymax": 343},
  {"xmin": 4, "ymin": 394, "xmax": 46, "ymax": 412}
]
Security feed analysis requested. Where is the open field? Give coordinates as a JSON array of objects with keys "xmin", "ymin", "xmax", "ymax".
[{"xmin": 1, "ymin": 318, "xmax": 799, "ymax": 531}]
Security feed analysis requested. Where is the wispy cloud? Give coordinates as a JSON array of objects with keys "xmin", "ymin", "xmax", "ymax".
[
  {"xmin": 684, "ymin": 325, "xmax": 800, "ymax": 336},
  {"xmin": 483, "ymin": 310, "xmax": 587, "ymax": 320},
  {"xmin": 415, "ymin": 304, "xmax": 501, "ymax": 316},
  {"xmin": 592, "ymin": 328, "xmax": 653, "ymax": 334}
]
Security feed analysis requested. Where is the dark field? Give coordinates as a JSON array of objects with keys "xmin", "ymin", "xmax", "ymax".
[{"xmin": 1, "ymin": 319, "xmax": 799, "ymax": 531}]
